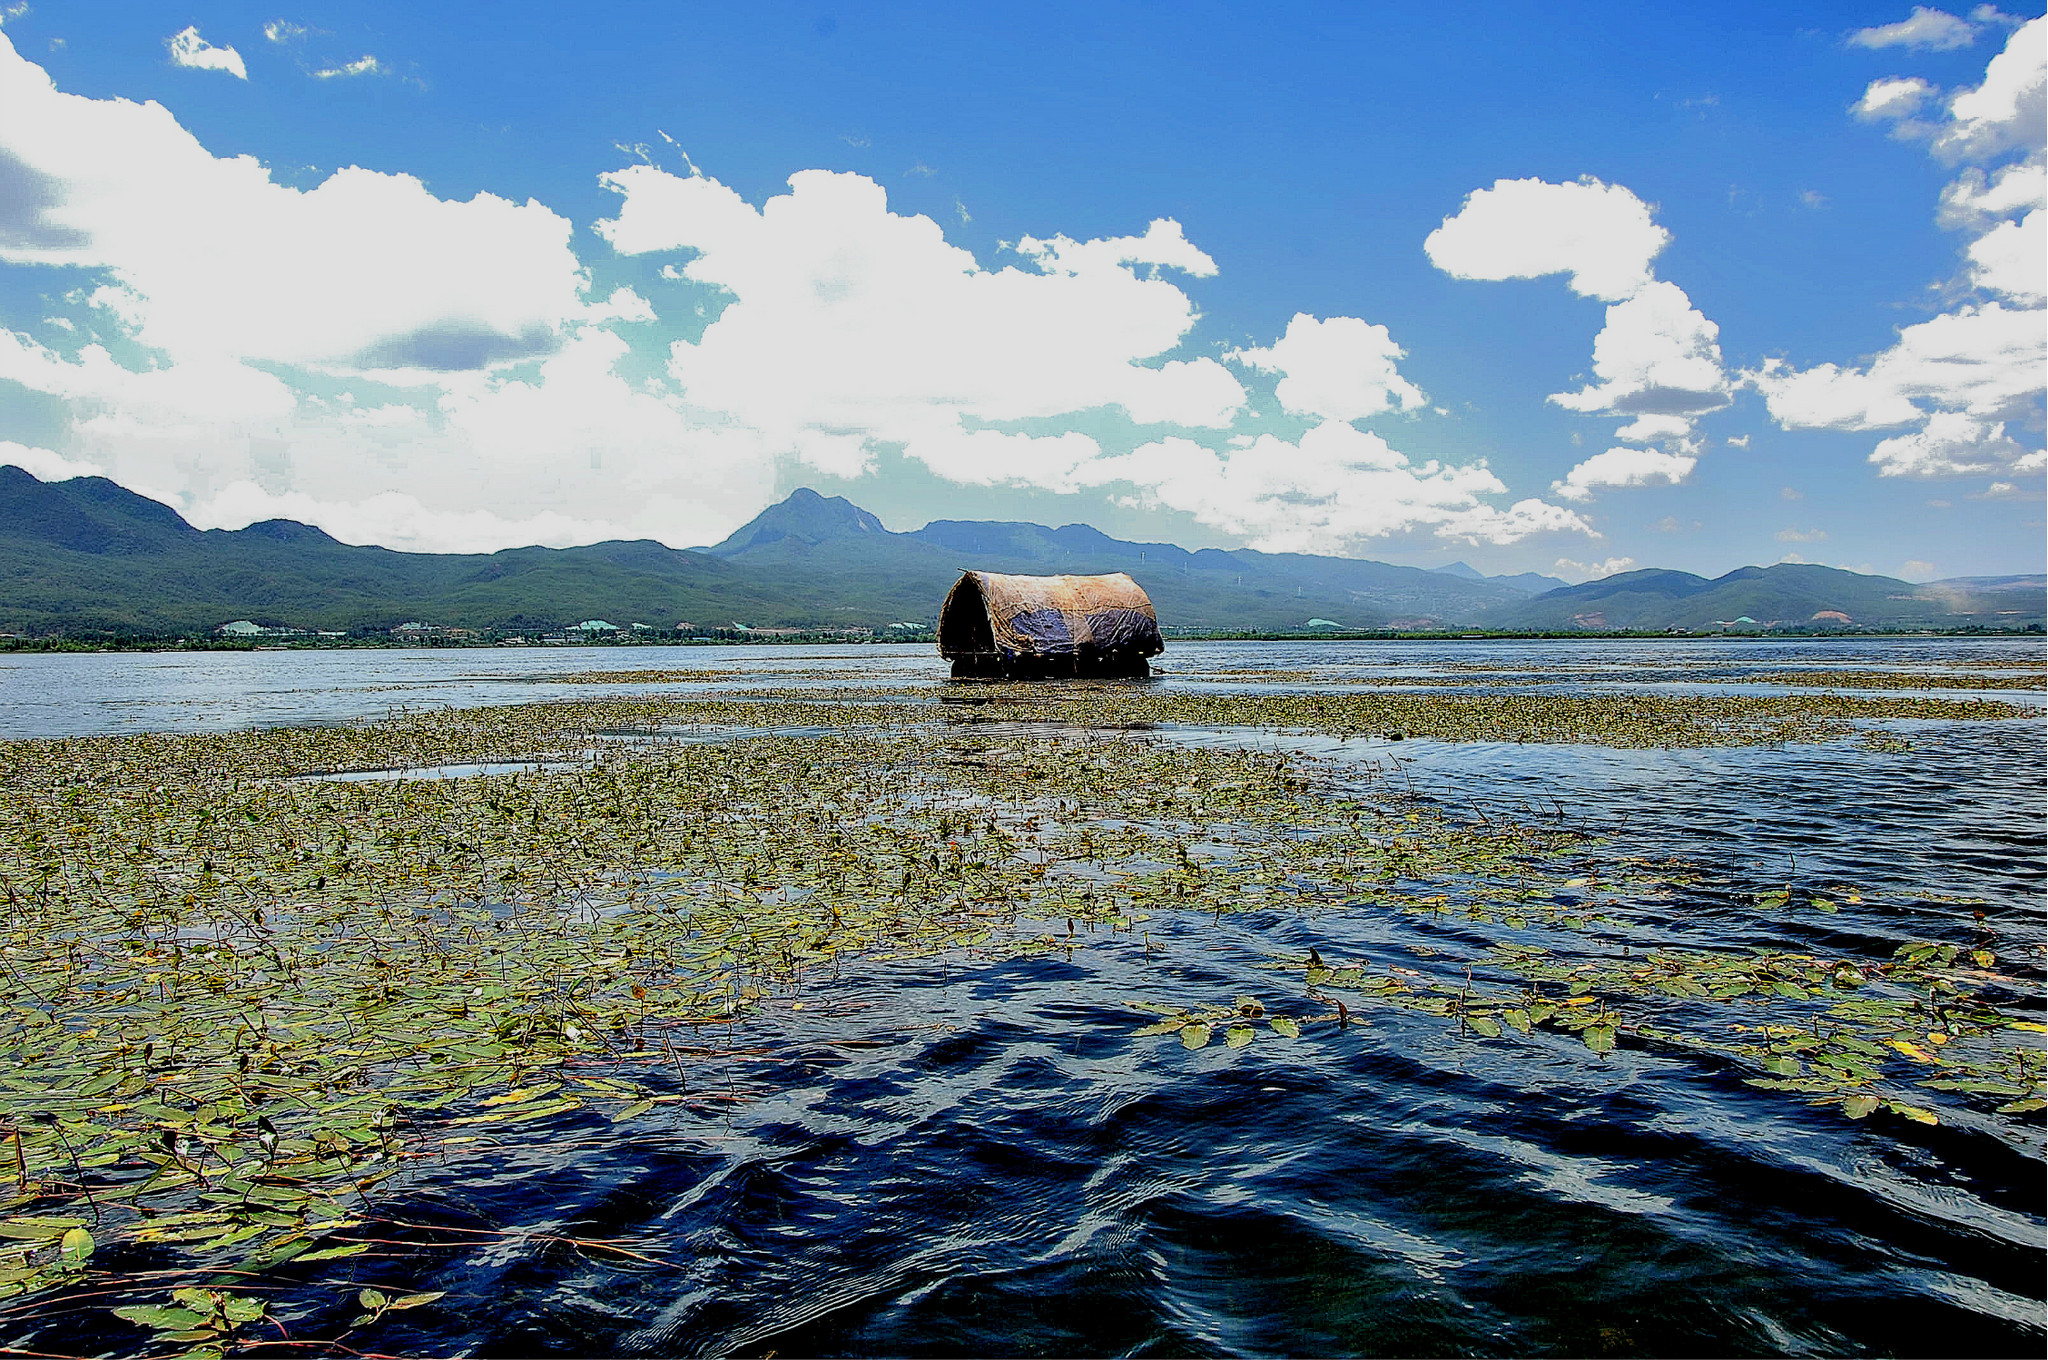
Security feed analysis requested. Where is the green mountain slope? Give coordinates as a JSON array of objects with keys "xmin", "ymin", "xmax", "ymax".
[
  {"xmin": 0, "ymin": 469, "xmax": 2038, "ymax": 636},
  {"xmin": 1477, "ymin": 563, "xmax": 2045, "ymax": 630}
]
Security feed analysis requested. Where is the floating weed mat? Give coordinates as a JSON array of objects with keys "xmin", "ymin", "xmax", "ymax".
[
  {"xmin": 926, "ymin": 683, "xmax": 2036, "ymax": 746},
  {"xmin": 0, "ymin": 692, "xmax": 2041, "ymax": 1355},
  {"xmin": 1742, "ymin": 669, "xmax": 2047, "ymax": 691}
]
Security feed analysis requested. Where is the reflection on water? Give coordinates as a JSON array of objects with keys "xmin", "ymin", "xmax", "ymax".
[{"xmin": 8, "ymin": 638, "xmax": 2044, "ymax": 1357}]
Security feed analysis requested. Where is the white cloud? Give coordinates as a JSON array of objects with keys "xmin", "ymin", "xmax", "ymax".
[
  {"xmin": 1869, "ymin": 410, "xmax": 2022, "ymax": 475},
  {"xmin": 1776, "ymin": 526, "xmax": 1829, "ymax": 542},
  {"xmin": 1549, "ymin": 280, "xmax": 1730, "ymax": 420},
  {"xmin": 1554, "ymin": 556, "xmax": 1637, "ymax": 580},
  {"xmin": 1073, "ymin": 424, "xmax": 1592, "ymax": 552},
  {"xmin": 1965, "ymin": 206, "xmax": 2045, "ymax": 301},
  {"xmin": 0, "ymin": 31, "xmax": 587, "ymax": 370},
  {"xmin": 1934, "ymin": 15, "xmax": 2045, "ymax": 161},
  {"xmin": 0, "ymin": 439, "xmax": 105, "ymax": 482},
  {"xmin": 1552, "ymin": 446, "xmax": 1698, "ymax": 501},
  {"xmin": 1227, "ymin": 312, "xmax": 1426, "ymax": 422},
  {"xmin": 165, "ymin": 26, "xmax": 246, "ymax": 79},
  {"xmin": 1428, "ymin": 175, "xmax": 1730, "ymax": 479},
  {"xmin": 1853, "ymin": 75, "xmax": 1939, "ymax": 125},
  {"xmin": 312, "ymin": 56, "xmax": 382, "ymax": 80},
  {"xmin": 1423, "ymin": 176, "xmax": 1670, "ymax": 302},
  {"xmin": 1849, "ymin": 8, "xmax": 1978, "ymax": 51},
  {"xmin": 1616, "ymin": 414, "xmax": 1696, "ymax": 442},
  {"xmin": 263, "ymin": 21, "xmax": 308, "ymax": 45},
  {"xmin": 596, "ymin": 163, "xmax": 1245, "ymax": 482},
  {"xmin": 1761, "ymin": 303, "xmax": 2044, "ymax": 425},
  {"xmin": 1752, "ymin": 360, "xmax": 1923, "ymax": 430},
  {"xmin": 1755, "ymin": 19, "xmax": 2045, "ymax": 484},
  {"xmin": 1937, "ymin": 155, "xmax": 2046, "ymax": 226},
  {"xmin": 0, "ymin": 33, "xmax": 1578, "ymax": 557},
  {"xmin": 190, "ymin": 482, "xmax": 623, "ymax": 555}
]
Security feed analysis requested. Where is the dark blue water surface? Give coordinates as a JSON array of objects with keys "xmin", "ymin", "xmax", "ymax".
[{"xmin": 7, "ymin": 639, "xmax": 2044, "ymax": 1357}]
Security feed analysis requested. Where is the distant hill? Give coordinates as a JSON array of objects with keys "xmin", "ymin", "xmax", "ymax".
[
  {"xmin": 0, "ymin": 468, "xmax": 2039, "ymax": 636},
  {"xmin": 1432, "ymin": 560, "xmax": 1569, "ymax": 594},
  {"xmin": 1477, "ymin": 563, "xmax": 2045, "ymax": 631}
]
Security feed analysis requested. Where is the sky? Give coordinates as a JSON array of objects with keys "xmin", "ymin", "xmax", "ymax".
[{"xmin": 0, "ymin": 2, "xmax": 2041, "ymax": 583}]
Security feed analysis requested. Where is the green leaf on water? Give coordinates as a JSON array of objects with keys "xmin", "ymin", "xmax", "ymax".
[
  {"xmin": 1995, "ymin": 1097, "xmax": 2046, "ymax": 1114},
  {"xmin": 1582, "ymin": 1025, "xmax": 1616, "ymax": 1054},
  {"xmin": 1467, "ymin": 1016, "xmax": 1501, "ymax": 1038},
  {"xmin": 0, "ymin": 1218, "xmax": 85, "ymax": 1241},
  {"xmin": 1269, "ymin": 1016, "xmax": 1299, "ymax": 1038},
  {"xmin": 57, "ymin": 1227, "xmax": 92, "ymax": 1264},
  {"xmin": 1225, "ymin": 1026, "xmax": 1255, "ymax": 1049},
  {"xmin": 1842, "ymin": 1095, "xmax": 1880, "ymax": 1119},
  {"xmin": 358, "ymin": 1288, "xmax": 387, "ymax": 1311},
  {"xmin": 112, "ymin": 1306, "xmax": 209, "ymax": 1331},
  {"xmin": 610, "ymin": 1099, "xmax": 657, "ymax": 1121},
  {"xmin": 1885, "ymin": 1101, "xmax": 1939, "ymax": 1125},
  {"xmin": 295, "ymin": 1242, "xmax": 370, "ymax": 1262},
  {"xmin": 1501, "ymin": 1009, "xmax": 1532, "ymax": 1034},
  {"xmin": 388, "ymin": 1291, "xmax": 446, "ymax": 1311},
  {"xmin": 1180, "ymin": 1022, "xmax": 1212, "ymax": 1050},
  {"xmin": 1763, "ymin": 1055, "xmax": 1802, "ymax": 1077}
]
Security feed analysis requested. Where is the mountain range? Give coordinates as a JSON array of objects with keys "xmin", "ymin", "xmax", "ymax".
[{"xmin": 0, "ymin": 466, "xmax": 2040, "ymax": 636}]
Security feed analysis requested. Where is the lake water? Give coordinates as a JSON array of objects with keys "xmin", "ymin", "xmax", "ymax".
[
  {"xmin": 7, "ymin": 638, "xmax": 2044, "ymax": 1357},
  {"xmin": 0, "ymin": 635, "xmax": 2040, "ymax": 739}
]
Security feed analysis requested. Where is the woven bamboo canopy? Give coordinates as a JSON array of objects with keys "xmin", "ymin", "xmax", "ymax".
[{"xmin": 937, "ymin": 570, "xmax": 1163, "ymax": 678}]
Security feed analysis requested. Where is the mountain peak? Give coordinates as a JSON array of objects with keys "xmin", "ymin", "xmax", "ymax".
[
  {"xmin": 703, "ymin": 487, "xmax": 890, "ymax": 557},
  {"xmin": 1433, "ymin": 561, "xmax": 1485, "ymax": 580}
]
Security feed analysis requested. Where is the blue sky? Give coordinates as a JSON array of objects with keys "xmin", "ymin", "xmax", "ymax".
[{"xmin": 0, "ymin": 2, "xmax": 2040, "ymax": 581}]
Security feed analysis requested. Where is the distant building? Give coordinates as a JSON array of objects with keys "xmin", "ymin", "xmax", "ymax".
[
  {"xmin": 1811, "ymin": 610, "xmax": 1853, "ymax": 624},
  {"xmin": 571, "ymin": 619, "xmax": 619, "ymax": 634},
  {"xmin": 215, "ymin": 620, "xmax": 267, "ymax": 636}
]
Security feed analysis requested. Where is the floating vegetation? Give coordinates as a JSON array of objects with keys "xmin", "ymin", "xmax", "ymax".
[
  {"xmin": 1745, "ymin": 669, "xmax": 2046, "ymax": 691},
  {"xmin": 0, "ymin": 678, "xmax": 2041, "ymax": 1353}
]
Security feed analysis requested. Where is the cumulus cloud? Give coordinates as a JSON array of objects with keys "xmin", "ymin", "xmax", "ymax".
[
  {"xmin": 1849, "ymin": 7, "xmax": 1979, "ymax": 51},
  {"xmin": 0, "ymin": 32, "xmax": 781, "ymax": 553},
  {"xmin": 1552, "ymin": 446, "xmax": 1698, "ymax": 501},
  {"xmin": 597, "ymin": 162, "xmax": 1245, "ymax": 480},
  {"xmin": 1934, "ymin": 15, "xmax": 2045, "ymax": 161},
  {"xmin": 1072, "ymin": 423, "xmax": 1592, "ymax": 553},
  {"xmin": 1964, "ymin": 205, "xmax": 2044, "ymax": 300},
  {"xmin": 0, "ymin": 32, "xmax": 586, "ymax": 370},
  {"xmin": 1227, "ymin": 312, "xmax": 1426, "ymax": 422},
  {"xmin": 1868, "ymin": 410, "xmax": 2023, "ymax": 475},
  {"xmin": 1554, "ymin": 556, "xmax": 1638, "ymax": 581},
  {"xmin": 0, "ymin": 31, "xmax": 1580, "ymax": 557},
  {"xmin": 165, "ymin": 26, "xmax": 246, "ymax": 79},
  {"xmin": 1854, "ymin": 75, "xmax": 1940, "ymax": 135},
  {"xmin": 0, "ymin": 439, "xmax": 106, "ymax": 483},
  {"xmin": 1423, "ymin": 176, "xmax": 1669, "ymax": 302},
  {"xmin": 1429, "ymin": 175, "xmax": 1727, "ymax": 494},
  {"xmin": 1548, "ymin": 280, "xmax": 1730, "ymax": 420},
  {"xmin": 1753, "ymin": 18, "xmax": 2045, "ymax": 485},
  {"xmin": 191, "ymin": 482, "xmax": 622, "ymax": 555}
]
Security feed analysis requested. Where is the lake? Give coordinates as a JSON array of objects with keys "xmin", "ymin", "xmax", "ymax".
[{"xmin": 1, "ymin": 637, "xmax": 2041, "ymax": 1358}]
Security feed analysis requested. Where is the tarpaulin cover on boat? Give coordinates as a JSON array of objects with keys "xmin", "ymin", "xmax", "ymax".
[{"xmin": 938, "ymin": 571, "xmax": 1163, "ymax": 677}]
